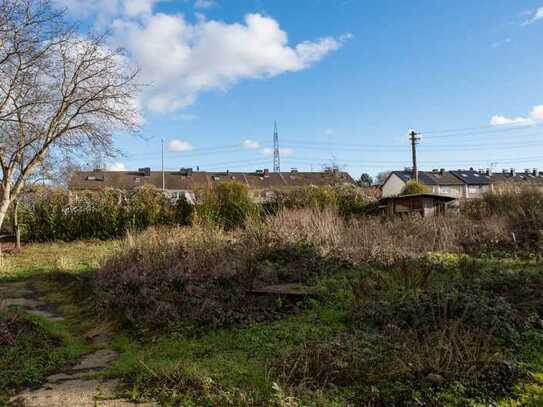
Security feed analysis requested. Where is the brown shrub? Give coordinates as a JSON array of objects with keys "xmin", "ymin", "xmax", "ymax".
[
  {"xmin": 253, "ymin": 209, "xmax": 512, "ymax": 267},
  {"xmin": 94, "ymin": 209, "xmax": 514, "ymax": 331}
]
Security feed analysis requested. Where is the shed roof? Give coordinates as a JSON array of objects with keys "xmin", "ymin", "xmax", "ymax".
[{"xmin": 379, "ymin": 193, "xmax": 457, "ymax": 204}]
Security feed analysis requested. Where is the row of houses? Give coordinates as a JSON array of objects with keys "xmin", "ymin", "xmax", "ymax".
[
  {"xmin": 68, "ymin": 167, "xmax": 357, "ymax": 203},
  {"xmin": 381, "ymin": 168, "xmax": 543, "ymax": 199}
]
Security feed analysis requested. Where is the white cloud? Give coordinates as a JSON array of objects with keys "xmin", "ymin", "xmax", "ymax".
[
  {"xmin": 262, "ymin": 147, "xmax": 294, "ymax": 157},
  {"xmin": 194, "ymin": 0, "xmax": 217, "ymax": 9},
  {"xmin": 490, "ymin": 105, "xmax": 543, "ymax": 126},
  {"xmin": 54, "ymin": 0, "xmax": 157, "ymax": 23},
  {"xmin": 242, "ymin": 139, "xmax": 260, "ymax": 149},
  {"xmin": 167, "ymin": 139, "xmax": 193, "ymax": 152},
  {"xmin": 56, "ymin": 2, "xmax": 350, "ymax": 114},
  {"xmin": 491, "ymin": 38, "xmax": 512, "ymax": 49},
  {"xmin": 106, "ymin": 162, "xmax": 127, "ymax": 171},
  {"xmin": 111, "ymin": 13, "xmax": 350, "ymax": 113},
  {"xmin": 524, "ymin": 7, "xmax": 543, "ymax": 25}
]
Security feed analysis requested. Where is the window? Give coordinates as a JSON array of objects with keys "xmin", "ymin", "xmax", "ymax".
[
  {"xmin": 135, "ymin": 177, "xmax": 141, "ymax": 183},
  {"xmin": 85, "ymin": 176, "xmax": 103, "ymax": 181}
]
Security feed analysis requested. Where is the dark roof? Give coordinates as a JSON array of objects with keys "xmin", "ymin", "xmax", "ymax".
[
  {"xmin": 491, "ymin": 172, "xmax": 543, "ymax": 186},
  {"xmin": 379, "ymin": 193, "xmax": 457, "ymax": 204},
  {"xmin": 390, "ymin": 170, "xmax": 464, "ymax": 186},
  {"xmin": 69, "ymin": 170, "xmax": 356, "ymax": 191},
  {"xmin": 390, "ymin": 171, "xmax": 438, "ymax": 185},
  {"xmin": 449, "ymin": 170, "xmax": 491, "ymax": 185}
]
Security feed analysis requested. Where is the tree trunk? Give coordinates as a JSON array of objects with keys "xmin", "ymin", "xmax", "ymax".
[
  {"xmin": 0, "ymin": 194, "xmax": 12, "ymax": 233},
  {"xmin": 14, "ymin": 200, "xmax": 20, "ymax": 250}
]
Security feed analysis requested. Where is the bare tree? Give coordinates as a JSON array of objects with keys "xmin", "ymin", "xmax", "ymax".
[{"xmin": 0, "ymin": 0, "xmax": 140, "ymax": 229}]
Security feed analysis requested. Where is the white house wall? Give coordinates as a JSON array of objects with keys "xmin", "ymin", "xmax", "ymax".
[{"xmin": 382, "ymin": 173, "xmax": 407, "ymax": 197}]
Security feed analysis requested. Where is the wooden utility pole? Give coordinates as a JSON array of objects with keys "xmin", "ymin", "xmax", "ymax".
[
  {"xmin": 161, "ymin": 138, "xmax": 165, "ymax": 191},
  {"xmin": 409, "ymin": 130, "xmax": 421, "ymax": 182}
]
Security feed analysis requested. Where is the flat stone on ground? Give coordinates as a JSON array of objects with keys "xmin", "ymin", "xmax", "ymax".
[
  {"xmin": 11, "ymin": 379, "xmax": 101, "ymax": 407},
  {"xmin": 73, "ymin": 350, "xmax": 119, "ymax": 371},
  {"xmin": 0, "ymin": 297, "xmax": 43, "ymax": 310},
  {"xmin": 25, "ymin": 309, "xmax": 65, "ymax": 321}
]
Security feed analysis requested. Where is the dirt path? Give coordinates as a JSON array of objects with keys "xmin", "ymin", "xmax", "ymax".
[{"xmin": 0, "ymin": 281, "xmax": 155, "ymax": 407}]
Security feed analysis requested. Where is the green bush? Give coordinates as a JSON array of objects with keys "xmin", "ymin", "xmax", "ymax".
[
  {"xmin": 267, "ymin": 185, "xmax": 373, "ymax": 217},
  {"xmin": 19, "ymin": 185, "xmax": 177, "ymax": 241},
  {"xmin": 194, "ymin": 182, "xmax": 258, "ymax": 229},
  {"xmin": 401, "ymin": 180, "xmax": 429, "ymax": 195}
]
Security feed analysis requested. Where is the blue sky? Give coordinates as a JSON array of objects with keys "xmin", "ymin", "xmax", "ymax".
[{"xmin": 58, "ymin": 0, "xmax": 543, "ymax": 178}]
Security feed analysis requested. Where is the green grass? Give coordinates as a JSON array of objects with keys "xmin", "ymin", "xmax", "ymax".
[
  {"xmin": 0, "ymin": 240, "xmax": 116, "ymax": 281},
  {"xmin": 0, "ymin": 240, "xmax": 115, "ymax": 403},
  {"xmin": 2, "ymin": 240, "xmax": 543, "ymax": 406},
  {"xmin": 0, "ymin": 310, "xmax": 90, "ymax": 404},
  {"xmin": 104, "ymin": 306, "xmax": 348, "ymax": 406}
]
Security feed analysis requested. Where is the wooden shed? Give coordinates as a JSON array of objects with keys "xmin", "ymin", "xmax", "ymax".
[{"xmin": 379, "ymin": 193, "xmax": 456, "ymax": 217}]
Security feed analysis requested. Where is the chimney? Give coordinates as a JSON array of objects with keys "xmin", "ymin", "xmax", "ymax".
[{"xmin": 510, "ymin": 168, "xmax": 516, "ymax": 176}]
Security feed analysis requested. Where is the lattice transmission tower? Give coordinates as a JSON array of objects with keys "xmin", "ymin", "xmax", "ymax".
[{"xmin": 273, "ymin": 121, "xmax": 280, "ymax": 172}]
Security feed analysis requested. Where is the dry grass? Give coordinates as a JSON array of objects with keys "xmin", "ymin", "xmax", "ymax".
[
  {"xmin": 254, "ymin": 209, "xmax": 512, "ymax": 266},
  {"xmin": 93, "ymin": 209, "xmax": 515, "ymax": 332}
]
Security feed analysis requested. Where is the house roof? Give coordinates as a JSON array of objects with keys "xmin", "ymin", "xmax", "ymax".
[
  {"xmin": 68, "ymin": 170, "xmax": 356, "ymax": 191},
  {"xmin": 491, "ymin": 172, "xmax": 543, "ymax": 185},
  {"xmin": 449, "ymin": 170, "xmax": 491, "ymax": 185},
  {"xmin": 389, "ymin": 170, "xmax": 464, "ymax": 186},
  {"xmin": 390, "ymin": 171, "xmax": 439, "ymax": 185}
]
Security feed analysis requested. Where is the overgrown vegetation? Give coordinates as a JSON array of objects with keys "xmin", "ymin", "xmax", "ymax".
[
  {"xmin": 464, "ymin": 186, "xmax": 543, "ymax": 249},
  {"xmin": 0, "ymin": 310, "xmax": 87, "ymax": 403},
  {"xmin": 3, "ymin": 187, "xmax": 543, "ymax": 405},
  {"xmin": 13, "ymin": 183, "xmax": 375, "ymax": 241},
  {"xmin": 401, "ymin": 180, "xmax": 430, "ymax": 195},
  {"xmin": 94, "ymin": 210, "xmax": 512, "ymax": 332},
  {"xmin": 17, "ymin": 186, "xmax": 180, "ymax": 241}
]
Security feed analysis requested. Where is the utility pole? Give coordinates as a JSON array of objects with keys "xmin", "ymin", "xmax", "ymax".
[
  {"xmin": 161, "ymin": 138, "xmax": 165, "ymax": 190},
  {"xmin": 409, "ymin": 130, "xmax": 421, "ymax": 182},
  {"xmin": 273, "ymin": 121, "xmax": 280, "ymax": 173}
]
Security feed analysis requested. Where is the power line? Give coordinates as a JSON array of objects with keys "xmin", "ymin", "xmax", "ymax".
[{"xmin": 421, "ymin": 123, "xmax": 543, "ymax": 139}]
